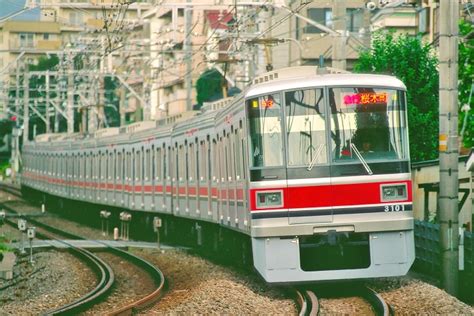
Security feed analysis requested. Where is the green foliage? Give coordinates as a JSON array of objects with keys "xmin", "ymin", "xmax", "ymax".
[
  {"xmin": 195, "ymin": 69, "xmax": 225, "ymax": 107},
  {"xmin": 0, "ymin": 236, "xmax": 11, "ymax": 254},
  {"xmin": 459, "ymin": 20, "xmax": 474, "ymax": 148},
  {"xmin": 354, "ymin": 32, "xmax": 439, "ymax": 162},
  {"xmin": 28, "ymin": 55, "xmax": 59, "ymax": 72}
]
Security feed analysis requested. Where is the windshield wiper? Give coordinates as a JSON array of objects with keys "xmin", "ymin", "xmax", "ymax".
[
  {"xmin": 350, "ymin": 143, "xmax": 373, "ymax": 175},
  {"xmin": 307, "ymin": 144, "xmax": 324, "ymax": 171}
]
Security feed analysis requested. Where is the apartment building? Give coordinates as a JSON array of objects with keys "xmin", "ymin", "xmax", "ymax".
[
  {"xmin": 0, "ymin": 20, "xmax": 62, "ymax": 119},
  {"xmin": 371, "ymin": 0, "xmax": 438, "ymax": 43},
  {"xmin": 143, "ymin": 1, "xmax": 209, "ymax": 120}
]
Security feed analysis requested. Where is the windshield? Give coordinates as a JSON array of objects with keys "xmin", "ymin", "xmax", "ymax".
[
  {"xmin": 285, "ymin": 88, "xmax": 327, "ymax": 168},
  {"xmin": 247, "ymin": 93, "xmax": 283, "ymax": 168},
  {"xmin": 329, "ymin": 87, "xmax": 408, "ymax": 162}
]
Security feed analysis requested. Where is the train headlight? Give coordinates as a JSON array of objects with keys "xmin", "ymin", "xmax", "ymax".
[
  {"xmin": 380, "ymin": 184, "xmax": 407, "ymax": 202},
  {"xmin": 256, "ymin": 191, "xmax": 283, "ymax": 208}
]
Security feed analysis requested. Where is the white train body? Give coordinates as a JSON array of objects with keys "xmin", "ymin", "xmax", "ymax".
[{"xmin": 21, "ymin": 67, "xmax": 415, "ymax": 283}]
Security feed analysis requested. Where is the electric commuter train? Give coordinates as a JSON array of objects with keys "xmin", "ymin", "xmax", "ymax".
[{"xmin": 21, "ymin": 66, "xmax": 415, "ymax": 283}]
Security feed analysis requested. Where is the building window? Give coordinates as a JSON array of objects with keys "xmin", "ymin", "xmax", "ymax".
[
  {"xmin": 347, "ymin": 8, "xmax": 364, "ymax": 33},
  {"xmin": 69, "ymin": 11, "xmax": 83, "ymax": 26},
  {"xmin": 305, "ymin": 8, "xmax": 332, "ymax": 33},
  {"xmin": 43, "ymin": 33, "xmax": 50, "ymax": 40},
  {"xmin": 19, "ymin": 33, "xmax": 34, "ymax": 48}
]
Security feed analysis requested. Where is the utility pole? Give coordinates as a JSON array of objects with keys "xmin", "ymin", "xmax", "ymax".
[
  {"xmin": 438, "ymin": 0, "xmax": 459, "ymax": 296},
  {"xmin": 184, "ymin": 0, "xmax": 192, "ymax": 111},
  {"xmin": 45, "ymin": 71, "xmax": 50, "ymax": 133},
  {"xmin": 23, "ymin": 70, "xmax": 29, "ymax": 144},
  {"xmin": 332, "ymin": 0, "xmax": 346, "ymax": 70},
  {"xmin": 67, "ymin": 48, "xmax": 74, "ymax": 134}
]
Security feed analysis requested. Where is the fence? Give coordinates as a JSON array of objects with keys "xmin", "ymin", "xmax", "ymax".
[{"xmin": 414, "ymin": 220, "xmax": 474, "ymax": 301}]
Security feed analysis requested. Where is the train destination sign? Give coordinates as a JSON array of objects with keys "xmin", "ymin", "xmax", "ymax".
[{"xmin": 343, "ymin": 92, "xmax": 387, "ymax": 105}]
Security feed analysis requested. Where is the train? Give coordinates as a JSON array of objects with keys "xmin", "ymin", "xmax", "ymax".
[{"xmin": 20, "ymin": 66, "xmax": 415, "ymax": 283}]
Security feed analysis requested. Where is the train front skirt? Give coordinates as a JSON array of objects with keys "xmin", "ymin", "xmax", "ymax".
[{"xmin": 251, "ymin": 229, "xmax": 415, "ymax": 283}]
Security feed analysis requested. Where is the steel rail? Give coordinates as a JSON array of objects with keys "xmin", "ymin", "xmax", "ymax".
[
  {"xmin": 360, "ymin": 286, "xmax": 392, "ymax": 316},
  {"xmin": 1, "ymin": 199, "xmax": 165, "ymax": 314},
  {"xmin": 2, "ymin": 216, "xmax": 115, "ymax": 315},
  {"xmin": 296, "ymin": 288, "xmax": 319, "ymax": 316}
]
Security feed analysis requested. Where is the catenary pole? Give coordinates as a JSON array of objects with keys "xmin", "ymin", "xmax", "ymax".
[
  {"xmin": 184, "ymin": 0, "xmax": 193, "ymax": 111},
  {"xmin": 438, "ymin": 0, "xmax": 459, "ymax": 296}
]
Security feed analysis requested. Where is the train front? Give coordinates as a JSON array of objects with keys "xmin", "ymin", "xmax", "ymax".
[{"xmin": 245, "ymin": 75, "xmax": 415, "ymax": 283}]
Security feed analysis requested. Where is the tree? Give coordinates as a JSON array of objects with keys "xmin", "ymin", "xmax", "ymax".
[
  {"xmin": 195, "ymin": 69, "xmax": 225, "ymax": 109},
  {"xmin": 459, "ymin": 20, "xmax": 474, "ymax": 149},
  {"xmin": 354, "ymin": 32, "xmax": 439, "ymax": 162}
]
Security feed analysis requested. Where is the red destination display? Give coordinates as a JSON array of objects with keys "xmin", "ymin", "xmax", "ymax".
[{"xmin": 343, "ymin": 92, "xmax": 387, "ymax": 105}]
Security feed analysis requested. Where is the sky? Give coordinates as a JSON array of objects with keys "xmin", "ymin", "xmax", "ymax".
[{"xmin": 0, "ymin": 0, "xmax": 40, "ymax": 21}]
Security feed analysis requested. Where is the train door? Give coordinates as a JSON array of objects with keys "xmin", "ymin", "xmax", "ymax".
[
  {"xmin": 199, "ymin": 138, "xmax": 210, "ymax": 220},
  {"xmin": 188, "ymin": 140, "xmax": 197, "ymax": 217},
  {"xmin": 154, "ymin": 145, "xmax": 163, "ymax": 212},
  {"xmin": 178, "ymin": 143, "xmax": 186, "ymax": 214},
  {"xmin": 218, "ymin": 134, "xmax": 227, "ymax": 223},
  {"xmin": 246, "ymin": 93, "xmax": 289, "ymax": 222},
  {"xmin": 227, "ymin": 129, "xmax": 237, "ymax": 226},
  {"xmin": 164, "ymin": 144, "xmax": 172, "ymax": 213},
  {"xmin": 283, "ymin": 88, "xmax": 333, "ymax": 224},
  {"xmin": 211, "ymin": 138, "xmax": 219, "ymax": 222}
]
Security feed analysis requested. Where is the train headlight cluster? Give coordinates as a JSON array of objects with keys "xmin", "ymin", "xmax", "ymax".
[
  {"xmin": 256, "ymin": 191, "xmax": 283, "ymax": 209},
  {"xmin": 380, "ymin": 184, "xmax": 407, "ymax": 202}
]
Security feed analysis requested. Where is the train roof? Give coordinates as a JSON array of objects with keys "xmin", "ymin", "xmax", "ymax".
[{"xmin": 245, "ymin": 66, "xmax": 406, "ymax": 98}]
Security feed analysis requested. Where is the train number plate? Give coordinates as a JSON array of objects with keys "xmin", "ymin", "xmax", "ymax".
[{"xmin": 384, "ymin": 204, "xmax": 406, "ymax": 212}]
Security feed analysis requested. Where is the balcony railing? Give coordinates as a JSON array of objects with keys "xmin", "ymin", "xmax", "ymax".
[{"xmin": 9, "ymin": 38, "xmax": 61, "ymax": 51}]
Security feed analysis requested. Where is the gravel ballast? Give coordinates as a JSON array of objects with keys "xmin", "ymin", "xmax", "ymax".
[
  {"xmin": 2, "ymin": 185, "xmax": 474, "ymax": 314},
  {"xmin": 0, "ymin": 250, "xmax": 96, "ymax": 315}
]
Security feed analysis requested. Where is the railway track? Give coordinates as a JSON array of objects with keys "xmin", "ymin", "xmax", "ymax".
[
  {"xmin": 0, "ymin": 199, "xmax": 165, "ymax": 314},
  {"xmin": 295, "ymin": 284, "xmax": 392, "ymax": 316}
]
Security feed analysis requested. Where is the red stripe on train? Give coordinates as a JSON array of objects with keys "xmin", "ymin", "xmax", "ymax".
[{"xmin": 250, "ymin": 180, "xmax": 412, "ymax": 211}]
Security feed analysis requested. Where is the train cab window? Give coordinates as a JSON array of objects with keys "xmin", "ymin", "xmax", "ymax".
[
  {"xmin": 246, "ymin": 93, "xmax": 283, "ymax": 168},
  {"xmin": 329, "ymin": 87, "xmax": 409, "ymax": 163},
  {"xmin": 285, "ymin": 88, "xmax": 328, "ymax": 167}
]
